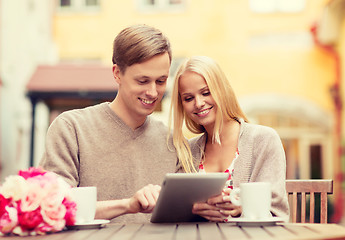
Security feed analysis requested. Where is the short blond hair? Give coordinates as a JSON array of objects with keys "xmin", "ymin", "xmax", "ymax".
[{"xmin": 112, "ymin": 24, "xmax": 172, "ymax": 73}]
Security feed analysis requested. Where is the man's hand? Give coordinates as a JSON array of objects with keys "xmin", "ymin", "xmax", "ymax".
[
  {"xmin": 95, "ymin": 184, "xmax": 161, "ymax": 220},
  {"xmin": 127, "ymin": 184, "xmax": 161, "ymax": 214}
]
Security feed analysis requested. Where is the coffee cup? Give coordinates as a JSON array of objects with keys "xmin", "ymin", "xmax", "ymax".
[
  {"xmin": 229, "ymin": 182, "xmax": 271, "ymax": 220},
  {"xmin": 71, "ymin": 186, "xmax": 97, "ymax": 224}
]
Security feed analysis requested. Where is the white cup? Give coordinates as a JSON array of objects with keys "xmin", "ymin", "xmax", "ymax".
[
  {"xmin": 71, "ymin": 186, "xmax": 97, "ymax": 224},
  {"xmin": 229, "ymin": 182, "xmax": 271, "ymax": 220}
]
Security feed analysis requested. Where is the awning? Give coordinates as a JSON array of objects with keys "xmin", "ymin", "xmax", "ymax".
[{"xmin": 27, "ymin": 64, "xmax": 118, "ymax": 103}]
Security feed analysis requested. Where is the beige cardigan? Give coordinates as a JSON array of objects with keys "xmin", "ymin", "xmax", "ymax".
[{"xmin": 188, "ymin": 119, "xmax": 290, "ymax": 221}]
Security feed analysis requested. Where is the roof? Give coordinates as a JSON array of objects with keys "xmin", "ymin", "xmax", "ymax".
[{"xmin": 26, "ymin": 64, "xmax": 118, "ymax": 101}]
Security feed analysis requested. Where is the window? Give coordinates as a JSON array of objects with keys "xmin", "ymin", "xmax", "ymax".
[
  {"xmin": 249, "ymin": 0, "xmax": 305, "ymax": 13},
  {"xmin": 310, "ymin": 145, "xmax": 322, "ymax": 179},
  {"xmin": 137, "ymin": 0, "xmax": 185, "ymax": 13},
  {"xmin": 60, "ymin": 0, "xmax": 71, "ymax": 7},
  {"xmin": 85, "ymin": 0, "xmax": 99, "ymax": 6},
  {"xmin": 58, "ymin": 0, "xmax": 100, "ymax": 12}
]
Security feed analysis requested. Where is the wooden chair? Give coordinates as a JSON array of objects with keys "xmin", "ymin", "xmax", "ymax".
[{"xmin": 285, "ymin": 179, "xmax": 333, "ymax": 223}]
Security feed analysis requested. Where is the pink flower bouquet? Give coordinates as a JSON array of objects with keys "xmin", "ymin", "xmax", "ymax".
[{"xmin": 0, "ymin": 167, "xmax": 76, "ymax": 236}]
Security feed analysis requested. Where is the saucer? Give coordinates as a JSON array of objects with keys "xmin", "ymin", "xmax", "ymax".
[
  {"xmin": 67, "ymin": 219, "xmax": 110, "ymax": 230},
  {"xmin": 226, "ymin": 217, "xmax": 283, "ymax": 227}
]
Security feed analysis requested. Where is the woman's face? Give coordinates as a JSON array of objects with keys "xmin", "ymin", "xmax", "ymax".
[{"xmin": 178, "ymin": 71, "xmax": 217, "ymax": 129}]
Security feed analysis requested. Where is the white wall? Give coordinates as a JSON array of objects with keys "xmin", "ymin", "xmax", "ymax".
[{"xmin": 0, "ymin": 0, "xmax": 57, "ymax": 180}]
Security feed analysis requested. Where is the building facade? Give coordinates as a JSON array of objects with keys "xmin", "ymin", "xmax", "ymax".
[{"xmin": 1, "ymin": 0, "xmax": 344, "ymax": 221}]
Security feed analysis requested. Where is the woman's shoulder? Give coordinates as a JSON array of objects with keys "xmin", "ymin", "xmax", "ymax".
[
  {"xmin": 188, "ymin": 134, "xmax": 206, "ymax": 147},
  {"xmin": 239, "ymin": 121, "xmax": 285, "ymax": 160},
  {"xmin": 242, "ymin": 121, "xmax": 279, "ymax": 137}
]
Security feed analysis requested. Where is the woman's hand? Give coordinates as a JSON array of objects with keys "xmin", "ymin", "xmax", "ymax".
[
  {"xmin": 216, "ymin": 188, "xmax": 242, "ymax": 218},
  {"xmin": 192, "ymin": 188, "xmax": 242, "ymax": 222}
]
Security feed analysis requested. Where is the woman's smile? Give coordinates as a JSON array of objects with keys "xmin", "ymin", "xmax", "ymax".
[{"xmin": 195, "ymin": 106, "xmax": 214, "ymax": 117}]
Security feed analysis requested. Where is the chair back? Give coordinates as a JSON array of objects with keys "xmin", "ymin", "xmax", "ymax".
[{"xmin": 285, "ymin": 179, "xmax": 333, "ymax": 223}]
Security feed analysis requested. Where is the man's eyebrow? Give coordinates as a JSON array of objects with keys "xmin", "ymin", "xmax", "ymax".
[
  {"xmin": 135, "ymin": 74, "xmax": 169, "ymax": 80},
  {"xmin": 135, "ymin": 75, "xmax": 150, "ymax": 79},
  {"xmin": 157, "ymin": 75, "xmax": 169, "ymax": 79}
]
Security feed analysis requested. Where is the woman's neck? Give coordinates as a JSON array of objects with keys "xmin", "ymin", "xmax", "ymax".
[{"xmin": 206, "ymin": 118, "xmax": 240, "ymax": 145}]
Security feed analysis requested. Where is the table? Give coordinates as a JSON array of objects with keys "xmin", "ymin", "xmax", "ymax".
[{"xmin": 4, "ymin": 222, "xmax": 345, "ymax": 240}]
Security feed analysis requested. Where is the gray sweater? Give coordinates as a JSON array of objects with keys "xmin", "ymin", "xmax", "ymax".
[
  {"xmin": 189, "ymin": 119, "xmax": 290, "ymax": 221},
  {"xmin": 39, "ymin": 102, "xmax": 177, "ymax": 223}
]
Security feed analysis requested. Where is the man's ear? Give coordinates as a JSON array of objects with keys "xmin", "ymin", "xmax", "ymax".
[{"xmin": 112, "ymin": 64, "xmax": 121, "ymax": 84}]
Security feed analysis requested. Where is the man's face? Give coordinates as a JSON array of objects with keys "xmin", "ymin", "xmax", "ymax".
[{"xmin": 114, "ymin": 53, "xmax": 170, "ymax": 121}]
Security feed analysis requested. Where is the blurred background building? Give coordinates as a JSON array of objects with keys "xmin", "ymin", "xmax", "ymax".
[{"xmin": 0, "ymin": 0, "xmax": 344, "ymax": 223}]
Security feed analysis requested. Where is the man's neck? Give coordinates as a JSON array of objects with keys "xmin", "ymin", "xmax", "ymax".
[{"xmin": 109, "ymin": 98, "xmax": 147, "ymax": 130}]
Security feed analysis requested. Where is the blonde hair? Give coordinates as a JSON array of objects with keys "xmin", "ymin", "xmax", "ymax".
[{"xmin": 168, "ymin": 56, "xmax": 248, "ymax": 173}]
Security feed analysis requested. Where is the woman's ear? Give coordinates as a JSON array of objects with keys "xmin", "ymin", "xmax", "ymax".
[{"xmin": 112, "ymin": 64, "xmax": 121, "ymax": 84}]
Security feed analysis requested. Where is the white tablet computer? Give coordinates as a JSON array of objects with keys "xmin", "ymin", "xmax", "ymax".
[{"xmin": 150, "ymin": 172, "xmax": 228, "ymax": 223}]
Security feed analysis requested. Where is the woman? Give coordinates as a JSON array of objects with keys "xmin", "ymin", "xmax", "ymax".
[{"xmin": 169, "ymin": 56, "xmax": 289, "ymax": 222}]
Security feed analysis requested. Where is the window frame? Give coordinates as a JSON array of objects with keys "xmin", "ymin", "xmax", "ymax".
[
  {"xmin": 57, "ymin": 0, "xmax": 100, "ymax": 13},
  {"xmin": 136, "ymin": 0, "xmax": 186, "ymax": 13}
]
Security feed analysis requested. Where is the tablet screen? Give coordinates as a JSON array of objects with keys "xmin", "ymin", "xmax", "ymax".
[{"xmin": 151, "ymin": 173, "xmax": 228, "ymax": 223}]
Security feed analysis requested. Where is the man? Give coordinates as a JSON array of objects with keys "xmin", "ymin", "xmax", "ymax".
[{"xmin": 39, "ymin": 24, "xmax": 177, "ymax": 223}]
